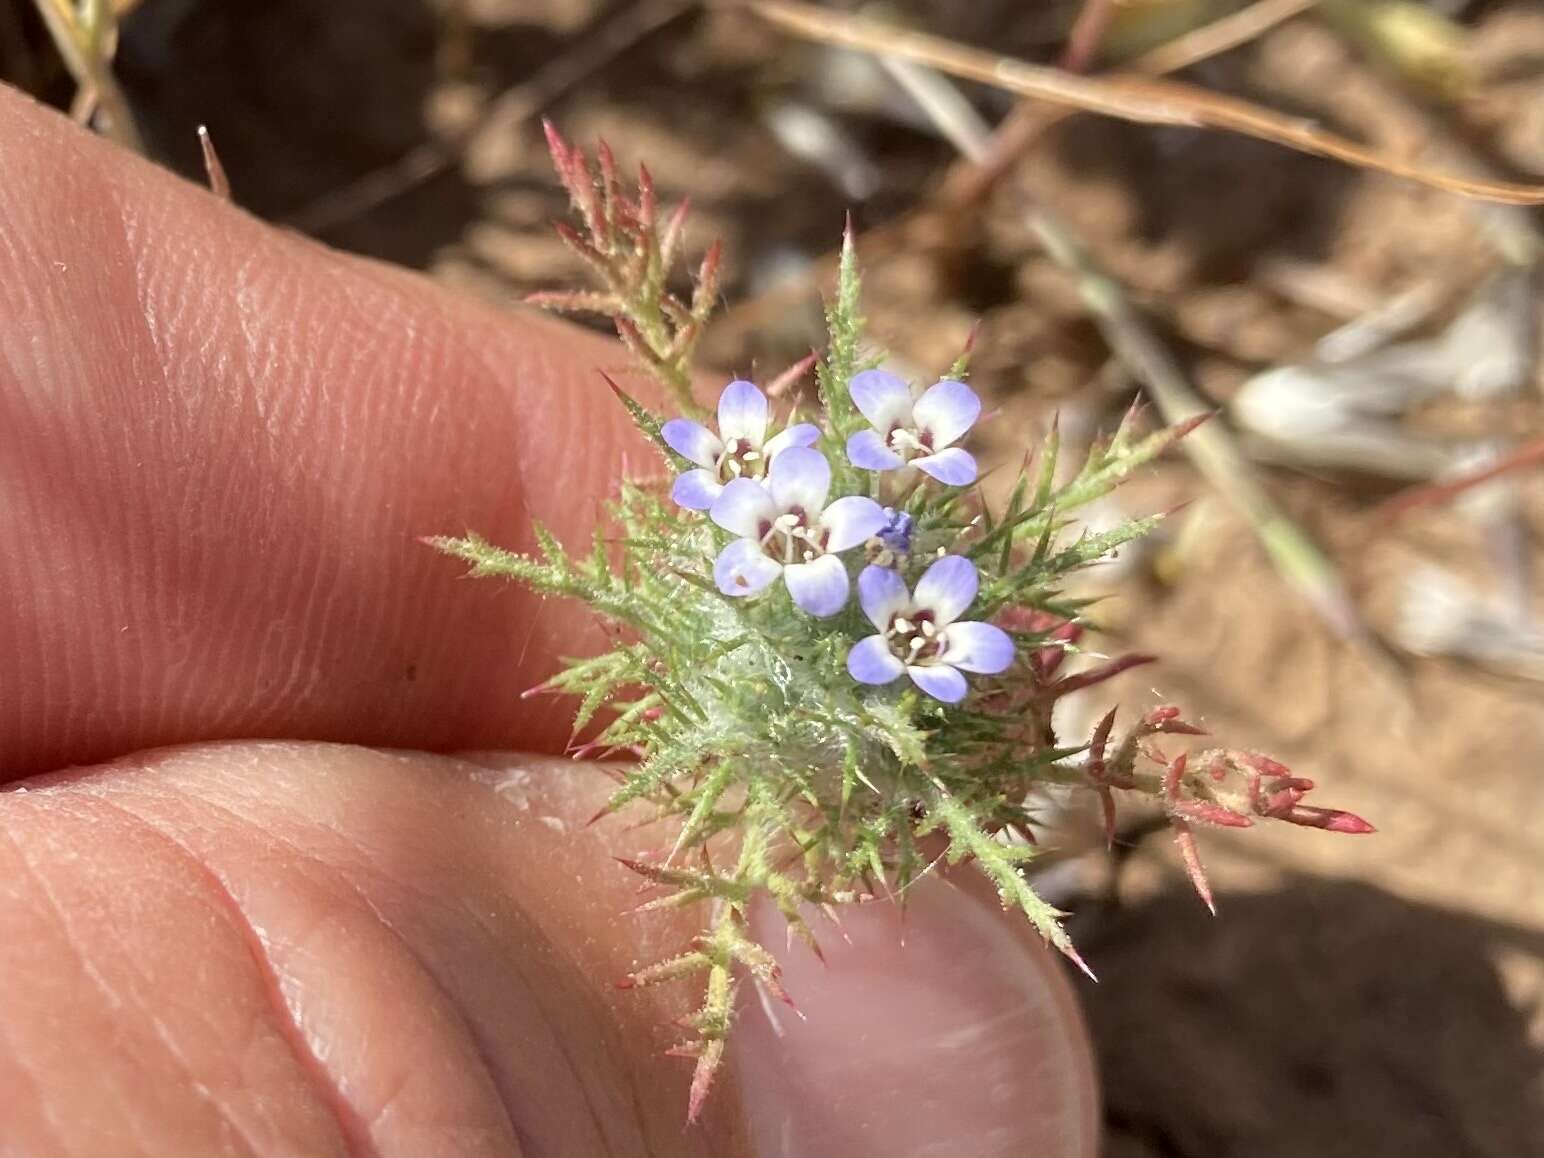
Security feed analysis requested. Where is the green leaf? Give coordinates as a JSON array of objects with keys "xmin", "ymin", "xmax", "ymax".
[
  {"xmin": 600, "ymin": 371, "xmax": 674, "ymax": 458},
  {"xmin": 927, "ymin": 790, "xmax": 1076, "ymax": 960}
]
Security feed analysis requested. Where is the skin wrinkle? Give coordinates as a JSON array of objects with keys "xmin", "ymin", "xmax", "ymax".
[
  {"xmin": 454, "ymin": 317, "xmax": 606, "ymax": 740},
  {"xmin": 246, "ymin": 267, "xmax": 343, "ymax": 722},
  {"xmin": 158, "ymin": 225, "xmax": 286, "ymax": 739},
  {"xmin": 68, "ymin": 148, "xmax": 174, "ymax": 758},
  {"xmin": 153, "ymin": 747, "xmax": 687, "ymax": 1157},
  {"xmin": 0, "ymin": 226, "xmax": 68, "ymax": 762},
  {"xmin": 456, "ymin": 751, "xmax": 767, "ymax": 1156},
  {"xmin": 397, "ymin": 789, "xmax": 632, "ymax": 1158},
  {"xmin": 0, "ymin": 1019, "xmax": 64, "ymax": 1156},
  {"xmin": 125, "ymin": 787, "xmax": 523, "ymax": 1154},
  {"xmin": 78, "ymin": 791, "xmax": 367, "ymax": 1158},
  {"xmin": 239, "ymin": 262, "xmax": 356, "ymax": 733},
  {"xmin": 315, "ymin": 264, "xmax": 420, "ymax": 733},
  {"xmin": 262, "ymin": 785, "xmax": 623, "ymax": 1157},
  {"xmin": 0, "ymin": 835, "xmax": 74, "ymax": 1157},
  {"xmin": 37, "ymin": 412, "xmax": 92, "ymax": 776},
  {"xmin": 0, "ymin": 819, "xmax": 165, "ymax": 1156},
  {"xmin": 6, "ymin": 154, "xmax": 140, "ymax": 757},
  {"xmin": 0, "ymin": 781, "xmax": 364, "ymax": 1158},
  {"xmin": 315, "ymin": 762, "xmax": 678, "ymax": 1156},
  {"xmin": 34, "ymin": 795, "xmax": 290, "ymax": 1158},
  {"xmin": 496, "ymin": 338, "xmax": 542, "ymax": 697},
  {"xmin": 247, "ymin": 255, "xmax": 431, "ymax": 740},
  {"xmin": 0, "ymin": 436, "xmax": 49, "ymax": 771},
  {"xmin": 289, "ymin": 864, "xmax": 541, "ymax": 1155},
  {"xmin": 87, "ymin": 759, "xmax": 539, "ymax": 1156},
  {"xmin": 120, "ymin": 203, "xmax": 184, "ymax": 755},
  {"xmin": 446, "ymin": 757, "xmax": 723, "ymax": 1158},
  {"xmin": 221, "ymin": 251, "xmax": 315, "ymax": 732}
]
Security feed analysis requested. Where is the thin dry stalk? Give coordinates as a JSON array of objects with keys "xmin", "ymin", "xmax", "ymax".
[
  {"xmin": 1304, "ymin": 13, "xmax": 1541, "ymax": 266},
  {"xmin": 1375, "ymin": 435, "xmax": 1544, "ymax": 525},
  {"xmin": 197, "ymin": 125, "xmax": 231, "ymax": 200},
  {"xmin": 31, "ymin": 0, "xmax": 144, "ymax": 152},
  {"xmin": 750, "ymin": 0, "xmax": 1544, "ymax": 205},
  {"xmin": 942, "ymin": 0, "xmax": 1321, "ymax": 208},
  {"xmin": 1136, "ymin": 0, "xmax": 1319, "ymax": 74},
  {"xmin": 1059, "ymin": 0, "xmax": 1120, "ymax": 73}
]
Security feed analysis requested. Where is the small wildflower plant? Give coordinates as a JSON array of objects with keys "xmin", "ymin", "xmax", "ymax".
[{"xmin": 432, "ymin": 126, "xmax": 1373, "ymax": 1123}]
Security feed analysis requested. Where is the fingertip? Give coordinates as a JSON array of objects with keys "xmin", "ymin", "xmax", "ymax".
[
  {"xmin": 0, "ymin": 87, "xmax": 667, "ymax": 773},
  {"xmin": 733, "ymin": 878, "xmax": 1099, "ymax": 1157}
]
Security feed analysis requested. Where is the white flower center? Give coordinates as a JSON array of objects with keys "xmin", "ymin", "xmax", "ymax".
[
  {"xmin": 886, "ymin": 426, "xmax": 935, "ymax": 457},
  {"xmin": 716, "ymin": 437, "xmax": 767, "ymax": 483},
  {"xmin": 886, "ymin": 610, "xmax": 946, "ymax": 665},
  {"xmin": 759, "ymin": 510, "xmax": 829, "ymax": 565}
]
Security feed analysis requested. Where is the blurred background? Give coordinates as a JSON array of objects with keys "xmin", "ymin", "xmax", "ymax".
[{"xmin": 4, "ymin": 0, "xmax": 1542, "ymax": 1153}]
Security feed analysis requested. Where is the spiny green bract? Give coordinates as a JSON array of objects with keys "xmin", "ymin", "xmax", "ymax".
[{"xmin": 432, "ymin": 234, "xmax": 1192, "ymax": 1120}]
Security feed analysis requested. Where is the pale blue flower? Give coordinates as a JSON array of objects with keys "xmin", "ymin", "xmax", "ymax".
[
  {"xmin": 847, "ymin": 555, "xmax": 1014, "ymax": 703},
  {"xmin": 710, "ymin": 446, "xmax": 886, "ymax": 617},
  {"xmin": 845, "ymin": 369, "xmax": 981, "ymax": 485},
  {"xmin": 662, "ymin": 380, "xmax": 819, "ymax": 510}
]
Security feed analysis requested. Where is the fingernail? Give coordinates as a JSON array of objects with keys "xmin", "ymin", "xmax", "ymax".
[{"xmin": 733, "ymin": 876, "xmax": 1099, "ymax": 1157}]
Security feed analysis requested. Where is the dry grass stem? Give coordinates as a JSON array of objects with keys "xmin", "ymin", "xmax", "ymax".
[
  {"xmin": 197, "ymin": 125, "xmax": 231, "ymax": 201},
  {"xmin": 31, "ymin": 0, "xmax": 144, "ymax": 152},
  {"xmin": 750, "ymin": 0, "xmax": 1544, "ymax": 205}
]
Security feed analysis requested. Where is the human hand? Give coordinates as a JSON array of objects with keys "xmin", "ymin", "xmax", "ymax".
[{"xmin": 0, "ymin": 85, "xmax": 1096, "ymax": 1156}]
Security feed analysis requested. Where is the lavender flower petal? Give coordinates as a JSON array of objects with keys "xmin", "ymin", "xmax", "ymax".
[
  {"xmin": 710, "ymin": 478, "xmax": 777, "ymax": 538},
  {"xmin": 846, "ymin": 429, "xmax": 905, "ymax": 472},
  {"xmin": 763, "ymin": 422, "xmax": 821, "ymax": 460},
  {"xmin": 911, "ymin": 379, "xmax": 980, "ymax": 448},
  {"xmin": 914, "ymin": 554, "xmax": 978, "ymax": 626},
  {"xmin": 784, "ymin": 554, "xmax": 850, "ymax": 617},
  {"xmin": 819, "ymin": 496, "xmax": 888, "ymax": 553},
  {"xmin": 848, "ymin": 369, "xmax": 913, "ymax": 431},
  {"xmin": 768, "ymin": 446, "xmax": 831, "ymax": 515},
  {"xmin": 914, "ymin": 447, "xmax": 977, "ymax": 487},
  {"xmin": 717, "ymin": 379, "xmax": 768, "ymax": 445},
  {"xmin": 714, "ymin": 538, "xmax": 781, "ymax": 598},
  {"xmin": 857, "ymin": 564, "xmax": 910, "ymax": 631},
  {"xmin": 671, "ymin": 468, "xmax": 722, "ymax": 511},
  {"xmin": 906, "ymin": 663, "xmax": 968, "ymax": 704},
  {"xmin": 661, "ymin": 418, "xmax": 723, "ymax": 469},
  {"xmin": 848, "ymin": 634, "xmax": 905, "ymax": 684},
  {"xmin": 938, "ymin": 621, "xmax": 1015, "ymax": 674}
]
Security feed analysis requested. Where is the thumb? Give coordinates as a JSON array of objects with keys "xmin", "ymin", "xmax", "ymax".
[
  {"xmin": 0, "ymin": 743, "xmax": 1097, "ymax": 1156},
  {"xmin": 734, "ymin": 875, "xmax": 1098, "ymax": 1154}
]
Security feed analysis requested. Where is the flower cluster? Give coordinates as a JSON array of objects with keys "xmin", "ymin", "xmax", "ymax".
[
  {"xmin": 664, "ymin": 377, "xmax": 1007, "ymax": 700},
  {"xmin": 438, "ymin": 133, "xmax": 1374, "ymax": 1126}
]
